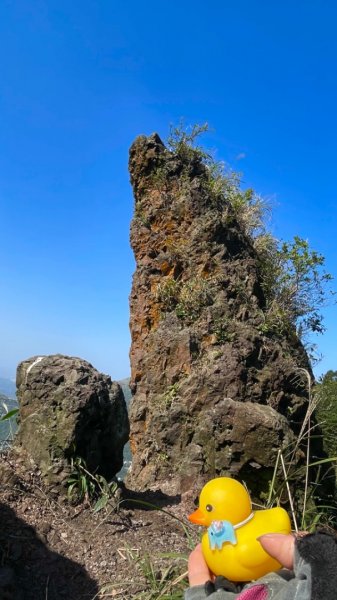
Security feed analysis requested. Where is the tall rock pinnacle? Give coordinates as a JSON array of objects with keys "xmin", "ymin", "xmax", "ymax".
[{"xmin": 127, "ymin": 133, "xmax": 317, "ymax": 499}]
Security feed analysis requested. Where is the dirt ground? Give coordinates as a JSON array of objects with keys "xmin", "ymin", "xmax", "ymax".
[{"xmin": 0, "ymin": 452, "xmax": 197, "ymax": 600}]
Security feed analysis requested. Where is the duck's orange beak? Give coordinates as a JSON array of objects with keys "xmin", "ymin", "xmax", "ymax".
[{"xmin": 188, "ymin": 508, "xmax": 207, "ymax": 525}]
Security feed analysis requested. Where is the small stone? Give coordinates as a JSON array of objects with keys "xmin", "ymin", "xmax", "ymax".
[{"xmin": 40, "ymin": 522, "xmax": 51, "ymax": 534}]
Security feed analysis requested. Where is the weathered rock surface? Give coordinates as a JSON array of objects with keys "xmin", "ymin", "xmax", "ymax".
[
  {"xmin": 127, "ymin": 133, "xmax": 318, "ymax": 498},
  {"xmin": 14, "ymin": 355, "xmax": 129, "ymax": 490}
]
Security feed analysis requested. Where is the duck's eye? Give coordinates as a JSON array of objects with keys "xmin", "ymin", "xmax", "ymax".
[{"xmin": 206, "ymin": 504, "xmax": 213, "ymax": 512}]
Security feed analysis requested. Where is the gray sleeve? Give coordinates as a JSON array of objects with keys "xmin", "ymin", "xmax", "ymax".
[
  {"xmin": 265, "ymin": 554, "xmax": 311, "ymax": 599},
  {"xmin": 183, "ymin": 570, "xmax": 305, "ymax": 600},
  {"xmin": 272, "ymin": 530, "xmax": 337, "ymax": 600},
  {"xmin": 184, "ymin": 584, "xmax": 237, "ymax": 600}
]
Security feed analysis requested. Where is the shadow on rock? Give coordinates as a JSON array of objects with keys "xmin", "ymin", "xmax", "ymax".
[
  {"xmin": 0, "ymin": 502, "xmax": 98, "ymax": 600},
  {"xmin": 121, "ymin": 484, "xmax": 181, "ymax": 510}
]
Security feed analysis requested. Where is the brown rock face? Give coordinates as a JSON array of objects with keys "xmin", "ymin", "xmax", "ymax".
[
  {"xmin": 15, "ymin": 355, "xmax": 129, "ymax": 490},
  {"xmin": 127, "ymin": 134, "xmax": 314, "ymax": 498}
]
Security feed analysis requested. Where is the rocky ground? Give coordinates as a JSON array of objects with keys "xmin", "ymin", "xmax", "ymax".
[{"xmin": 0, "ymin": 451, "xmax": 197, "ymax": 600}]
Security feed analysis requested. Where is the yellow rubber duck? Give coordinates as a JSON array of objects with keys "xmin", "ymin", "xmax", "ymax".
[{"xmin": 188, "ymin": 477, "xmax": 291, "ymax": 582}]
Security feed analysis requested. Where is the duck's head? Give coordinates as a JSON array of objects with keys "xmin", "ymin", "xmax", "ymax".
[{"xmin": 188, "ymin": 477, "xmax": 252, "ymax": 527}]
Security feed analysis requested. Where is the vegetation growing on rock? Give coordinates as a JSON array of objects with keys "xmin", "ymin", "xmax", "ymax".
[{"xmin": 315, "ymin": 370, "xmax": 337, "ymax": 467}]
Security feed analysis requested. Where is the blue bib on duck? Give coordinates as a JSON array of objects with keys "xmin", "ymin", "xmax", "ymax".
[{"xmin": 208, "ymin": 520, "xmax": 237, "ymax": 549}]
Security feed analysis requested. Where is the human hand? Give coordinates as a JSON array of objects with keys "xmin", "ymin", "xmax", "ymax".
[
  {"xmin": 188, "ymin": 543, "xmax": 214, "ymax": 587},
  {"xmin": 258, "ymin": 533, "xmax": 296, "ymax": 570}
]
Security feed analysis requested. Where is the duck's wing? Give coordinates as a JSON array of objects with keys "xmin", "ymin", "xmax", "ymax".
[
  {"xmin": 237, "ymin": 509, "xmax": 291, "ymax": 569},
  {"xmin": 238, "ymin": 538, "xmax": 274, "ymax": 568}
]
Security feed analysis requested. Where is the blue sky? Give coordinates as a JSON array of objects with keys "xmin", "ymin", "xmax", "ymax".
[{"xmin": 0, "ymin": 0, "xmax": 336, "ymax": 381}]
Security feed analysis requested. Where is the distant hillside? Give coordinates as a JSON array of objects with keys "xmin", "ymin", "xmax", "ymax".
[
  {"xmin": 117, "ymin": 378, "xmax": 131, "ymax": 479},
  {"xmin": 118, "ymin": 378, "xmax": 131, "ymax": 408},
  {"xmin": 0, "ymin": 393, "xmax": 18, "ymax": 411},
  {"xmin": 0, "ymin": 377, "xmax": 16, "ymax": 398},
  {"xmin": 0, "ymin": 392, "xmax": 18, "ymax": 450}
]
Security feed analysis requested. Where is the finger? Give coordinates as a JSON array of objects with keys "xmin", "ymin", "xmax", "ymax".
[
  {"xmin": 188, "ymin": 544, "xmax": 212, "ymax": 586},
  {"xmin": 258, "ymin": 533, "xmax": 295, "ymax": 570}
]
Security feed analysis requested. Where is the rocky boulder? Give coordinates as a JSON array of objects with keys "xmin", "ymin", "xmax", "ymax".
[
  {"xmin": 14, "ymin": 355, "xmax": 129, "ymax": 490},
  {"xmin": 127, "ymin": 133, "xmax": 321, "ymax": 500}
]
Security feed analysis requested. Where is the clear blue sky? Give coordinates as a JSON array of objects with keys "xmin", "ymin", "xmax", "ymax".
[{"xmin": 1, "ymin": 0, "xmax": 336, "ymax": 381}]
